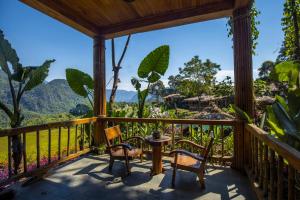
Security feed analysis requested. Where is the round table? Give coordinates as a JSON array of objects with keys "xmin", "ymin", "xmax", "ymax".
[{"xmin": 145, "ymin": 135, "xmax": 171, "ymax": 176}]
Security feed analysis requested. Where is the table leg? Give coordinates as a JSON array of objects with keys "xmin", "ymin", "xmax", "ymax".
[{"xmin": 151, "ymin": 146, "xmax": 163, "ymax": 176}]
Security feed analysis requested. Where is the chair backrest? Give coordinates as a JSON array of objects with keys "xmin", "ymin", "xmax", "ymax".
[{"xmin": 104, "ymin": 125, "xmax": 123, "ymax": 148}]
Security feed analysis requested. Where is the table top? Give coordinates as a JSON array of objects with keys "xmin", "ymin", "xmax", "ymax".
[{"xmin": 145, "ymin": 135, "xmax": 171, "ymax": 146}]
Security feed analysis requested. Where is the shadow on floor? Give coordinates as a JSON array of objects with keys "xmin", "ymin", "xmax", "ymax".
[{"xmin": 14, "ymin": 154, "xmax": 255, "ymax": 200}]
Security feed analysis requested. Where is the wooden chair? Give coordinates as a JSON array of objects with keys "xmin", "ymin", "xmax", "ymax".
[
  {"xmin": 104, "ymin": 125, "xmax": 144, "ymax": 176},
  {"xmin": 169, "ymin": 137, "xmax": 214, "ymax": 189}
]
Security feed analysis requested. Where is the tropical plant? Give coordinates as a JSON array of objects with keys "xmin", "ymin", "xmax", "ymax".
[
  {"xmin": 66, "ymin": 68, "xmax": 94, "ymax": 109},
  {"xmin": 264, "ymin": 61, "xmax": 300, "ymax": 150},
  {"xmin": 66, "ymin": 68, "xmax": 94, "ymax": 148},
  {"xmin": 277, "ymin": 0, "xmax": 300, "ymax": 62},
  {"xmin": 131, "ymin": 45, "xmax": 170, "ymax": 118},
  {"xmin": 0, "ymin": 30, "xmax": 55, "ymax": 174}
]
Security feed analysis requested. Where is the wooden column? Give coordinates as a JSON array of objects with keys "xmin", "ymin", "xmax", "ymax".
[
  {"xmin": 93, "ymin": 36, "xmax": 106, "ymax": 146},
  {"xmin": 232, "ymin": 6, "xmax": 254, "ymax": 171}
]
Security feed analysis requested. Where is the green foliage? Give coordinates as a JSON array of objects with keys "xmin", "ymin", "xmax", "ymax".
[
  {"xmin": 226, "ymin": 2, "xmax": 260, "ymax": 55},
  {"xmin": 258, "ymin": 61, "xmax": 275, "ymax": 82},
  {"xmin": 254, "ymin": 79, "xmax": 270, "ymax": 97},
  {"xmin": 214, "ymin": 76, "xmax": 234, "ymax": 97},
  {"xmin": 277, "ymin": 0, "xmax": 300, "ymax": 61},
  {"xmin": 131, "ymin": 45, "xmax": 170, "ymax": 118},
  {"xmin": 168, "ymin": 56, "xmax": 220, "ymax": 97},
  {"xmin": 137, "ymin": 45, "xmax": 169, "ymax": 80},
  {"xmin": 66, "ymin": 68, "xmax": 94, "ymax": 99},
  {"xmin": 264, "ymin": 61, "xmax": 300, "ymax": 150},
  {"xmin": 0, "ymin": 29, "xmax": 54, "ymax": 128}
]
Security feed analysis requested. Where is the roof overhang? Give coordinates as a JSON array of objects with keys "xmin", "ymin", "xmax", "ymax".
[{"xmin": 20, "ymin": 0, "xmax": 251, "ymax": 39}]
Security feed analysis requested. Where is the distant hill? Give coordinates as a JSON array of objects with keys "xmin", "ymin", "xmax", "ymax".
[{"xmin": 0, "ymin": 70, "xmax": 136, "ymax": 127}]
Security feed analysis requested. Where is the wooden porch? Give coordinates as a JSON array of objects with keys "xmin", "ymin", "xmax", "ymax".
[
  {"xmin": 13, "ymin": 154, "xmax": 255, "ymax": 200},
  {"xmin": 1, "ymin": 0, "xmax": 299, "ymax": 199}
]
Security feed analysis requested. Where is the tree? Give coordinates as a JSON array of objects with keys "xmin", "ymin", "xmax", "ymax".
[
  {"xmin": 0, "ymin": 30, "xmax": 55, "ymax": 174},
  {"xmin": 214, "ymin": 76, "xmax": 234, "ymax": 97},
  {"xmin": 226, "ymin": 1, "xmax": 260, "ymax": 55},
  {"xmin": 108, "ymin": 35, "xmax": 131, "ymax": 116},
  {"xmin": 277, "ymin": 0, "xmax": 300, "ymax": 62},
  {"xmin": 258, "ymin": 61, "xmax": 275, "ymax": 82},
  {"xmin": 169, "ymin": 56, "xmax": 220, "ymax": 98},
  {"xmin": 149, "ymin": 80, "xmax": 165, "ymax": 103},
  {"xmin": 131, "ymin": 45, "xmax": 170, "ymax": 118}
]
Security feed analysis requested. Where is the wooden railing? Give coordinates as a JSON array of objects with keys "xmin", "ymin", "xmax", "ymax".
[
  {"xmin": 99, "ymin": 117, "xmax": 237, "ymax": 164},
  {"xmin": 0, "ymin": 117, "xmax": 97, "ymax": 187},
  {"xmin": 245, "ymin": 124, "xmax": 300, "ymax": 200}
]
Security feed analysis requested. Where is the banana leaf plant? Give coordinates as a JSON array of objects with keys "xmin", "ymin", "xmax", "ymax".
[
  {"xmin": 131, "ymin": 45, "xmax": 170, "ymax": 118},
  {"xmin": 263, "ymin": 61, "xmax": 300, "ymax": 150},
  {"xmin": 0, "ymin": 30, "xmax": 54, "ymax": 174}
]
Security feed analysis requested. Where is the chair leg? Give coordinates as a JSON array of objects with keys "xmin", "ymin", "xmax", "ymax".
[
  {"xmin": 198, "ymin": 172, "xmax": 205, "ymax": 189},
  {"xmin": 125, "ymin": 158, "xmax": 131, "ymax": 176},
  {"xmin": 171, "ymin": 167, "xmax": 176, "ymax": 188},
  {"xmin": 109, "ymin": 158, "xmax": 114, "ymax": 171}
]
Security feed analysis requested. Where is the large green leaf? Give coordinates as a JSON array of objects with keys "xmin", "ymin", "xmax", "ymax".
[
  {"xmin": 275, "ymin": 95, "xmax": 289, "ymax": 114},
  {"xmin": 138, "ymin": 45, "xmax": 170, "ymax": 78},
  {"xmin": 0, "ymin": 30, "xmax": 21, "ymax": 74},
  {"xmin": 147, "ymin": 72, "xmax": 161, "ymax": 83},
  {"xmin": 24, "ymin": 60, "xmax": 55, "ymax": 91},
  {"xmin": 270, "ymin": 61, "xmax": 300, "ymax": 88},
  {"xmin": 66, "ymin": 68, "xmax": 94, "ymax": 97},
  {"xmin": 272, "ymin": 102, "xmax": 300, "ymax": 140},
  {"xmin": 287, "ymin": 91, "xmax": 300, "ymax": 118}
]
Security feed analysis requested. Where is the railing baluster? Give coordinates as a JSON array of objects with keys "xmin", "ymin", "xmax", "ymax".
[
  {"xmin": 263, "ymin": 145, "xmax": 269, "ymax": 197},
  {"xmin": 67, "ymin": 126, "xmax": 70, "ymax": 156},
  {"xmin": 89, "ymin": 123, "xmax": 92, "ymax": 148},
  {"xmin": 269, "ymin": 149, "xmax": 276, "ymax": 200},
  {"xmin": 259, "ymin": 141, "xmax": 263, "ymax": 187},
  {"xmin": 200, "ymin": 125, "xmax": 203, "ymax": 145},
  {"xmin": 251, "ymin": 134, "xmax": 254, "ymax": 173},
  {"xmin": 171, "ymin": 123, "xmax": 175, "ymax": 150},
  {"xmin": 126, "ymin": 122, "xmax": 129, "ymax": 139},
  {"xmin": 8, "ymin": 136, "xmax": 12, "ymax": 177},
  {"xmin": 277, "ymin": 156, "xmax": 284, "ymax": 200},
  {"xmin": 58, "ymin": 127, "xmax": 61, "ymax": 160},
  {"xmin": 180, "ymin": 124, "xmax": 183, "ymax": 139},
  {"xmin": 36, "ymin": 130, "xmax": 40, "ymax": 168},
  {"xmin": 23, "ymin": 133, "xmax": 27, "ymax": 173},
  {"xmin": 48, "ymin": 129, "xmax": 51, "ymax": 164},
  {"xmin": 288, "ymin": 165, "xmax": 295, "ymax": 200},
  {"xmin": 221, "ymin": 125, "xmax": 224, "ymax": 158},
  {"xmin": 75, "ymin": 125, "xmax": 78, "ymax": 153},
  {"xmin": 254, "ymin": 136, "xmax": 258, "ymax": 180}
]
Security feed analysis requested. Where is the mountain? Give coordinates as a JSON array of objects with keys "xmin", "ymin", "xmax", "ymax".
[{"xmin": 0, "ymin": 70, "xmax": 136, "ymax": 127}]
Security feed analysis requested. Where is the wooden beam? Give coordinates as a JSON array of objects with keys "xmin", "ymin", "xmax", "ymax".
[
  {"xmin": 93, "ymin": 36, "xmax": 106, "ymax": 146},
  {"xmin": 20, "ymin": 0, "xmax": 99, "ymax": 37},
  {"xmin": 99, "ymin": 1, "xmax": 234, "ymax": 38},
  {"xmin": 234, "ymin": 0, "xmax": 252, "ymax": 9},
  {"xmin": 232, "ymin": 6, "xmax": 254, "ymax": 171}
]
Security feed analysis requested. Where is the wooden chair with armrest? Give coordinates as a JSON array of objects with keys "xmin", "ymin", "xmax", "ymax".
[
  {"xmin": 104, "ymin": 125, "xmax": 144, "ymax": 176},
  {"xmin": 169, "ymin": 136, "xmax": 214, "ymax": 189}
]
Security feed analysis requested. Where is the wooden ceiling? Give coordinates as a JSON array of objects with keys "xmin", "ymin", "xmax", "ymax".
[{"xmin": 20, "ymin": 0, "xmax": 251, "ymax": 39}]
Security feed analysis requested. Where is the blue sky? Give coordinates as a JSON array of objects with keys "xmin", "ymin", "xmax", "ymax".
[{"xmin": 0, "ymin": 1, "xmax": 284, "ymax": 91}]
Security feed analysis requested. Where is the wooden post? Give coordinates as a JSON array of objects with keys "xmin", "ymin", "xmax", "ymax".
[
  {"xmin": 93, "ymin": 36, "xmax": 106, "ymax": 147},
  {"xmin": 232, "ymin": 5, "xmax": 254, "ymax": 171}
]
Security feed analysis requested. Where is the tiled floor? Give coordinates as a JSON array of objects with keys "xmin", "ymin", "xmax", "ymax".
[{"xmin": 14, "ymin": 154, "xmax": 255, "ymax": 200}]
